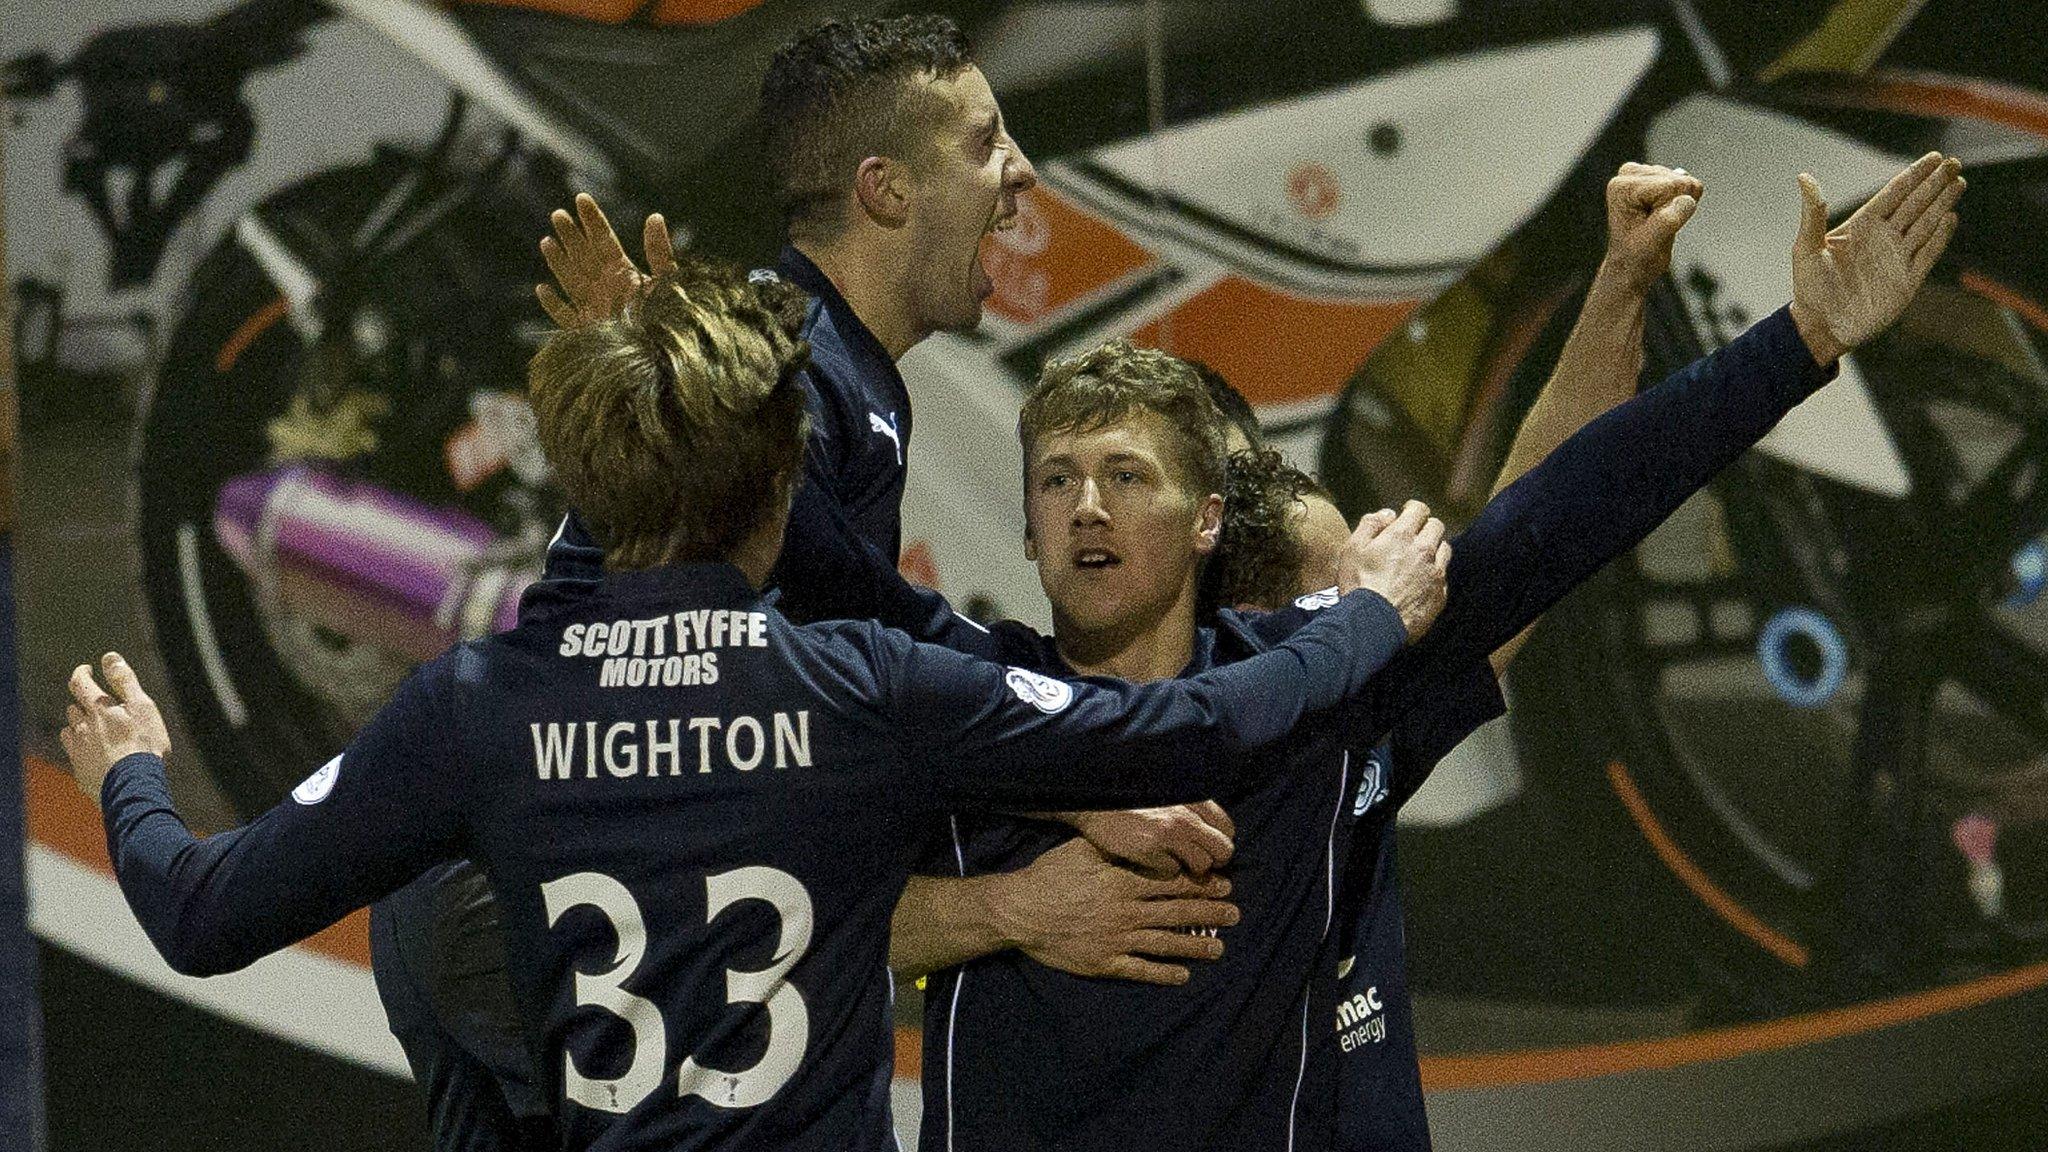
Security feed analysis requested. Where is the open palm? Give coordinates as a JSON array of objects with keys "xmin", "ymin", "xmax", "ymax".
[
  {"xmin": 1790, "ymin": 151, "xmax": 1964, "ymax": 364},
  {"xmin": 535, "ymin": 193, "xmax": 679, "ymax": 328}
]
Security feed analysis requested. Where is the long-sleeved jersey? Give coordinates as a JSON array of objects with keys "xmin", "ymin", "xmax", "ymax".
[
  {"xmin": 920, "ymin": 306, "xmax": 1835, "ymax": 1151},
  {"xmin": 100, "ymin": 562, "xmax": 1408, "ymax": 1152},
  {"xmin": 1328, "ymin": 303, "xmax": 1834, "ymax": 1152},
  {"xmin": 371, "ymin": 241, "xmax": 1004, "ymax": 1151}
]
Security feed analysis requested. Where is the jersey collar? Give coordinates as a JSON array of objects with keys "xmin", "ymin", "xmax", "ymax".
[
  {"xmin": 1038, "ymin": 625, "xmax": 1219, "ymax": 681},
  {"xmin": 776, "ymin": 245, "xmax": 900, "ymax": 377}
]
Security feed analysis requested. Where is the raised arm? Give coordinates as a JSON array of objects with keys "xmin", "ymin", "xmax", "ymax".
[
  {"xmin": 1486, "ymin": 162, "xmax": 1701, "ymax": 671},
  {"xmin": 67, "ymin": 654, "xmax": 465, "ymax": 977},
  {"xmin": 1390, "ymin": 151, "xmax": 1963, "ymax": 689},
  {"xmin": 1489, "ymin": 164, "xmax": 1698, "ymax": 498}
]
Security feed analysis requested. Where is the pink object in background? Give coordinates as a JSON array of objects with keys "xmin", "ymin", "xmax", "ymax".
[{"xmin": 214, "ymin": 465, "xmax": 537, "ymax": 662}]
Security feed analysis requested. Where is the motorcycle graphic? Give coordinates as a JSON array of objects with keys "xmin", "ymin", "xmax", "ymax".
[{"xmin": 11, "ymin": 0, "xmax": 2048, "ymax": 1145}]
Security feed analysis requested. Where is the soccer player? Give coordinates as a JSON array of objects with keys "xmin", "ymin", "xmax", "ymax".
[
  {"xmin": 485, "ymin": 20, "xmax": 1958, "ymax": 1149},
  {"xmin": 534, "ymin": 12, "xmax": 1029, "ymax": 647},
  {"xmin": 890, "ymin": 153, "xmax": 1962, "ymax": 1150},
  {"xmin": 889, "ymin": 153, "xmax": 1712, "ymax": 1007},
  {"xmin": 368, "ymin": 18, "xmax": 1048, "ymax": 1148},
  {"xmin": 62, "ymin": 261, "xmax": 1452, "ymax": 1152}
]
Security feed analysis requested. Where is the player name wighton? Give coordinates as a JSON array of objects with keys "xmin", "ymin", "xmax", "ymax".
[{"xmin": 530, "ymin": 711, "xmax": 813, "ymax": 779}]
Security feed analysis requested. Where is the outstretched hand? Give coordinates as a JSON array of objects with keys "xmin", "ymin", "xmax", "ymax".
[
  {"xmin": 1788, "ymin": 151, "xmax": 1964, "ymax": 365},
  {"xmin": 535, "ymin": 193, "xmax": 678, "ymax": 328},
  {"xmin": 60, "ymin": 652, "xmax": 172, "ymax": 803}
]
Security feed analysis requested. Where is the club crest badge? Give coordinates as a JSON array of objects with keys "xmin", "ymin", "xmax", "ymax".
[
  {"xmin": 1004, "ymin": 667, "xmax": 1074, "ymax": 714},
  {"xmin": 1353, "ymin": 751, "xmax": 1389, "ymax": 818},
  {"xmin": 1294, "ymin": 587, "xmax": 1340, "ymax": 611},
  {"xmin": 292, "ymin": 755, "xmax": 342, "ymax": 805}
]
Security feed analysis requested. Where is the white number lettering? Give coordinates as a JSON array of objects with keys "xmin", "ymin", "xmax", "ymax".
[
  {"xmin": 542, "ymin": 866, "xmax": 814, "ymax": 1115},
  {"xmin": 677, "ymin": 866, "xmax": 813, "ymax": 1108},
  {"xmin": 541, "ymin": 872, "xmax": 667, "ymax": 1114}
]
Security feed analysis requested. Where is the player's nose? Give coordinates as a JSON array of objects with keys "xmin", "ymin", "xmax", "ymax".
[
  {"xmin": 1006, "ymin": 140, "xmax": 1038, "ymax": 194},
  {"xmin": 1073, "ymin": 478, "xmax": 1109, "ymax": 524}
]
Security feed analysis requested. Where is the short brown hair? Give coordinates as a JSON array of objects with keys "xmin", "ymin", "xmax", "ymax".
[
  {"xmin": 1018, "ymin": 341, "xmax": 1228, "ymax": 502},
  {"xmin": 760, "ymin": 15, "xmax": 976, "ymax": 240},
  {"xmin": 528, "ymin": 259, "xmax": 812, "ymax": 570}
]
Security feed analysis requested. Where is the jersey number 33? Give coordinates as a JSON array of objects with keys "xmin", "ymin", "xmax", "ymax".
[{"xmin": 541, "ymin": 867, "xmax": 814, "ymax": 1114}]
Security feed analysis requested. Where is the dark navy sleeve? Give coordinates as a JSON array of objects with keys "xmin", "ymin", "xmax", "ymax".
[
  {"xmin": 798, "ymin": 356, "xmax": 853, "ymax": 493},
  {"xmin": 770, "ymin": 470, "xmax": 1009, "ymax": 660},
  {"xmin": 1255, "ymin": 305, "xmax": 1832, "ymax": 700},
  {"xmin": 100, "ymin": 662, "xmax": 467, "ymax": 977},
  {"xmin": 1234, "ymin": 307, "xmax": 1828, "ymax": 799},
  {"xmin": 1410, "ymin": 304, "xmax": 1833, "ymax": 667},
  {"xmin": 1383, "ymin": 662, "xmax": 1504, "ymax": 811},
  {"xmin": 883, "ymin": 590, "xmax": 1410, "ymax": 812},
  {"xmin": 1244, "ymin": 597, "xmax": 1506, "ymax": 805}
]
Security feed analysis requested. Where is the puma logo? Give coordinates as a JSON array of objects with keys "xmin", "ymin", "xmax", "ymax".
[{"xmin": 869, "ymin": 410, "xmax": 902, "ymax": 465}]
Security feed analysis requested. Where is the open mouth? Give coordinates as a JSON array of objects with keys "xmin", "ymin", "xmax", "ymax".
[
  {"xmin": 1074, "ymin": 548, "xmax": 1122, "ymax": 571},
  {"xmin": 972, "ymin": 205, "xmax": 1019, "ymax": 301}
]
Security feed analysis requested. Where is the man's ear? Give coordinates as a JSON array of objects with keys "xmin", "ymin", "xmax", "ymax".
[
  {"xmin": 1023, "ymin": 517, "xmax": 1038, "ymax": 562},
  {"xmin": 853, "ymin": 156, "xmax": 911, "ymax": 228},
  {"xmin": 1193, "ymin": 493, "xmax": 1224, "ymax": 557}
]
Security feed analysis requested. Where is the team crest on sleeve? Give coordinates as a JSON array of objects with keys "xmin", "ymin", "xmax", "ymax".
[
  {"xmin": 291, "ymin": 756, "xmax": 342, "ymax": 805},
  {"xmin": 1294, "ymin": 587, "xmax": 1340, "ymax": 612},
  {"xmin": 1352, "ymin": 750, "xmax": 1389, "ymax": 818},
  {"xmin": 1004, "ymin": 667, "xmax": 1074, "ymax": 714}
]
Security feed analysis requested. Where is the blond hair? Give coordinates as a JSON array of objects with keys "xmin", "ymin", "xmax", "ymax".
[
  {"xmin": 1018, "ymin": 341, "xmax": 1229, "ymax": 501},
  {"xmin": 528, "ymin": 260, "xmax": 812, "ymax": 569}
]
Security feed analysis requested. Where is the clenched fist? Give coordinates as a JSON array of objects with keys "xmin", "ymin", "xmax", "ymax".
[
  {"xmin": 1336, "ymin": 500, "xmax": 1451, "ymax": 641},
  {"xmin": 1602, "ymin": 161, "xmax": 1704, "ymax": 295}
]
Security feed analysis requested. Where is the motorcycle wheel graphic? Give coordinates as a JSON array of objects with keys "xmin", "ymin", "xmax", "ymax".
[
  {"xmin": 1325, "ymin": 123, "xmax": 2048, "ymax": 1021},
  {"xmin": 137, "ymin": 145, "xmax": 558, "ymax": 816}
]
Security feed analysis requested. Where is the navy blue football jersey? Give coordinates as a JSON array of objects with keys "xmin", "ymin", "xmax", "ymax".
[
  {"xmin": 100, "ymin": 563, "xmax": 1410, "ymax": 1152},
  {"xmin": 369, "ymin": 242, "xmax": 994, "ymax": 1152},
  {"xmin": 919, "ymin": 305, "xmax": 1836, "ymax": 1151},
  {"xmin": 920, "ymin": 614, "xmax": 1500, "ymax": 1152},
  {"xmin": 538, "ymin": 245, "xmax": 996, "ymax": 656},
  {"xmin": 771, "ymin": 248, "xmax": 913, "ymax": 563}
]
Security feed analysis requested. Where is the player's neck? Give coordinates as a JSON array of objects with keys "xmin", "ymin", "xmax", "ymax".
[
  {"xmin": 793, "ymin": 237, "xmax": 925, "ymax": 361},
  {"xmin": 1052, "ymin": 590, "xmax": 1199, "ymax": 684},
  {"xmin": 727, "ymin": 510, "xmax": 788, "ymax": 590}
]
